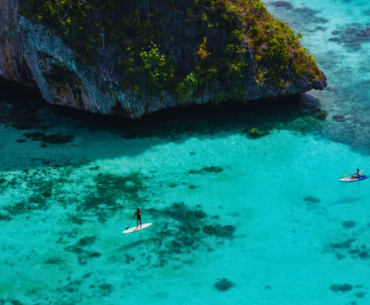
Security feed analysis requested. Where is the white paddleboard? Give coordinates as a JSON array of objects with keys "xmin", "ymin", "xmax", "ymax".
[{"xmin": 122, "ymin": 223, "xmax": 152, "ymax": 234}]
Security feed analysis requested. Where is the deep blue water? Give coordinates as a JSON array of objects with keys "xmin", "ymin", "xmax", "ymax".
[{"xmin": 1, "ymin": 0, "xmax": 370, "ymax": 304}]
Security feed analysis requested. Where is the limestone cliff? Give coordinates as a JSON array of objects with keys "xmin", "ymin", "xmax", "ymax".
[{"xmin": 0, "ymin": 0, "xmax": 327, "ymax": 118}]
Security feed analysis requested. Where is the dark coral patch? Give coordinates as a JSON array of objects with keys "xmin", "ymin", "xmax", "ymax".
[
  {"xmin": 73, "ymin": 172, "xmax": 147, "ymax": 223},
  {"xmin": 77, "ymin": 236, "xmax": 97, "ymax": 247},
  {"xmin": 333, "ymin": 114, "xmax": 346, "ymax": 122},
  {"xmin": 303, "ymin": 196, "xmax": 320, "ymax": 203},
  {"xmin": 355, "ymin": 292, "xmax": 366, "ymax": 298},
  {"xmin": 94, "ymin": 172, "xmax": 146, "ymax": 203},
  {"xmin": 359, "ymin": 250, "xmax": 369, "ymax": 259},
  {"xmin": 271, "ymin": 1, "xmax": 293, "ymax": 9},
  {"xmin": 327, "ymin": 238, "xmax": 370, "ymax": 261},
  {"xmin": 23, "ymin": 132, "xmax": 73, "ymax": 144},
  {"xmin": 203, "ymin": 225, "xmax": 236, "ymax": 238},
  {"xmin": 146, "ymin": 203, "xmax": 235, "ymax": 265},
  {"xmin": 294, "ymin": 7, "xmax": 329, "ymax": 24},
  {"xmin": 329, "ymin": 26, "xmax": 370, "ymax": 50},
  {"xmin": 0, "ymin": 213, "xmax": 12, "ymax": 221},
  {"xmin": 148, "ymin": 202, "xmax": 206, "ymax": 222},
  {"xmin": 336, "ymin": 253, "xmax": 345, "ymax": 260},
  {"xmin": 10, "ymin": 300, "xmax": 24, "ymax": 305},
  {"xmin": 214, "ymin": 278, "xmax": 234, "ymax": 291},
  {"xmin": 330, "ymin": 284, "xmax": 353, "ymax": 292},
  {"xmin": 316, "ymin": 110, "xmax": 328, "ymax": 120},
  {"xmin": 44, "ymin": 258, "xmax": 63, "ymax": 264},
  {"xmin": 5, "ymin": 197, "xmax": 47, "ymax": 215},
  {"xmin": 42, "ymin": 188, "xmax": 53, "ymax": 197},
  {"xmin": 68, "ymin": 214, "xmax": 84, "ymax": 225},
  {"xmin": 330, "ymin": 239, "xmax": 355, "ymax": 249},
  {"xmin": 342, "ymin": 221, "xmax": 355, "ymax": 228},
  {"xmin": 98, "ymin": 283, "xmax": 114, "ymax": 296},
  {"xmin": 124, "ymin": 254, "xmax": 135, "ymax": 264},
  {"xmin": 188, "ymin": 166, "xmax": 223, "ymax": 174},
  {"xmin": 65, "ymin": 245, "xmax": 101, "ymax": 265}
]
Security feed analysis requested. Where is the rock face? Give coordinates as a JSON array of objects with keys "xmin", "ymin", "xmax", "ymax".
[
  {"xmin": 0, "ymin": 0, "xmax": 327, "ymax": 118},
  {"xmin": 0, "ymin": 0, "xmax": 38, "ymax": 88}
]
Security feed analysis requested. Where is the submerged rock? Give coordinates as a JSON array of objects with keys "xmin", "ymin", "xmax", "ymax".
[
  {"xmin": 247, "ymin": 128, "xmax": 269, "ymax": 138},
  {"xmin": 303, "ymin": 196, "xmax": 321, "ymax": 203},
  {"xmin": 316, "ymin": 110, "xmax": 328, "ymax": 120},
  {"xmin": 329, "ymin": 284, "xmax": 353, "ymax": 293},
  {"xmin": 214, "ymin": 278, "xmax": 235, "ymax": 291},
  {"xmin": 330, "ymin": 238, "xmax": 355, "ymax": 249},
  {"xmin": 271, "ymin": 1, "xmax": 294, "ymax": 10},
  {"xmin": 333, "ymin": 114, "xmax": 346, "ymax": 122},
  {"xmin": 188, "ymin": 166, "xmax": 223, "ymax": 174},
  {"xmin": 342, "ymin": 221, "xmax": 355, "ymax": 228},
  {"xmin": 0, "ymin": 0, "xmax": 326, "ymax": 117}
]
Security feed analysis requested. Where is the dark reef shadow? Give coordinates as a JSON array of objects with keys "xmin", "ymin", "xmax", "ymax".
[{"xmin": 0, "ymin": 80, "xmax": 325, "ymax": 171}]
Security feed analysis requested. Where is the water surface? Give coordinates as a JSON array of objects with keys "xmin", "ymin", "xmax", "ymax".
[{"xmin": 1, "ymin": 0, "xmax": 370, "ymax": 304}]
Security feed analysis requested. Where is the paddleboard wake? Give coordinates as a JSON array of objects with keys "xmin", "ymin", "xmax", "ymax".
[
  {"xmin": 122, "ymin": 223, "xmax": 152, "ymax": 234},
  {"xmin": 339, "ymin": 175, "xmax": 369, "ymax": 182}
]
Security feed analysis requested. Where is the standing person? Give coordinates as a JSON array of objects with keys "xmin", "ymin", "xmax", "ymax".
[
  {"xmin": 349, "ymin": 169, "xmax": 361, "ymax": 180},
  {"xmin": 132, "ymin": 208, "xmax": 142, "ymax": 228}
]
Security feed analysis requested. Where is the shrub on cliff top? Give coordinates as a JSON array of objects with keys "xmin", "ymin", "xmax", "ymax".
[{"xmin": 19, "ymin": 0, "xmax": 324, "ymax": 100}]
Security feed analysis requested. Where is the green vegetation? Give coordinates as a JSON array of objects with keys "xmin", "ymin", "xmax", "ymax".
[
  {"xmin": 19, "ymin": 0, "xmax": 324, "ymax": 101},
  {"xmin": 240, "ymin": 0, "xmax": 321, "ymax": 82}
]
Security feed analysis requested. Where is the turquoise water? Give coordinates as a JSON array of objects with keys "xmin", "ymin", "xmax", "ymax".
[{"xmin": 2, "ymin": 1, "xmax": 370, "ymax": 304}]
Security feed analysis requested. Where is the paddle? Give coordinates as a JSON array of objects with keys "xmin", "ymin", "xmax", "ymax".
[
  {"xmin": 344, "ymin": 170, "xmax": 364, "ymax": 178},
  {"xmin": 125, "ymin": 219, "xmax": 134, "ymax": 230}
]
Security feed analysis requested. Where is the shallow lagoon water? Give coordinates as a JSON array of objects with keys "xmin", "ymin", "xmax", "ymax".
[{"xmin": 2, "ymin": 0, "xmax": 370, "ymax": 304}]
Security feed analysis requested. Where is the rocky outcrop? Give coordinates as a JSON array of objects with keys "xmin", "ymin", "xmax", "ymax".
[
  {"xmin": 0, "ymin": 0, "xmax": 327, "ymax": 118},
  {"xmin": 0, "ymin": 0, "xmax": 37, "ymax": 88}
]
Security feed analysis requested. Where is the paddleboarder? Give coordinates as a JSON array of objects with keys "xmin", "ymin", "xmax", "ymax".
[{"xmin": 132, "ymin": 208, "xmax": 142, "ymax": 228}]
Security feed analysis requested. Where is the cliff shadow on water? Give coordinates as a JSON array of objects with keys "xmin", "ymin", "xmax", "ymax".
[
  {"xmin": 0, "ymin": 81, "xmax": 327, "ymax": 169},
  {"xmin": 0, "ymin": 80, "xmax": 328, "ymax": 170}
]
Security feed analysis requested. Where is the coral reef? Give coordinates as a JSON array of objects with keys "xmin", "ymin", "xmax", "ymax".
[
  {"xmin": 326, "ymin": 236, "xmax": 370, "ymax": 261},
  {"xmin": 330, "ymin": 26, "xmax": 370, "ymax": 50},
  {"xmin": 146, "ymin": 202, "xmax": 235, "ymax": 265}
]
